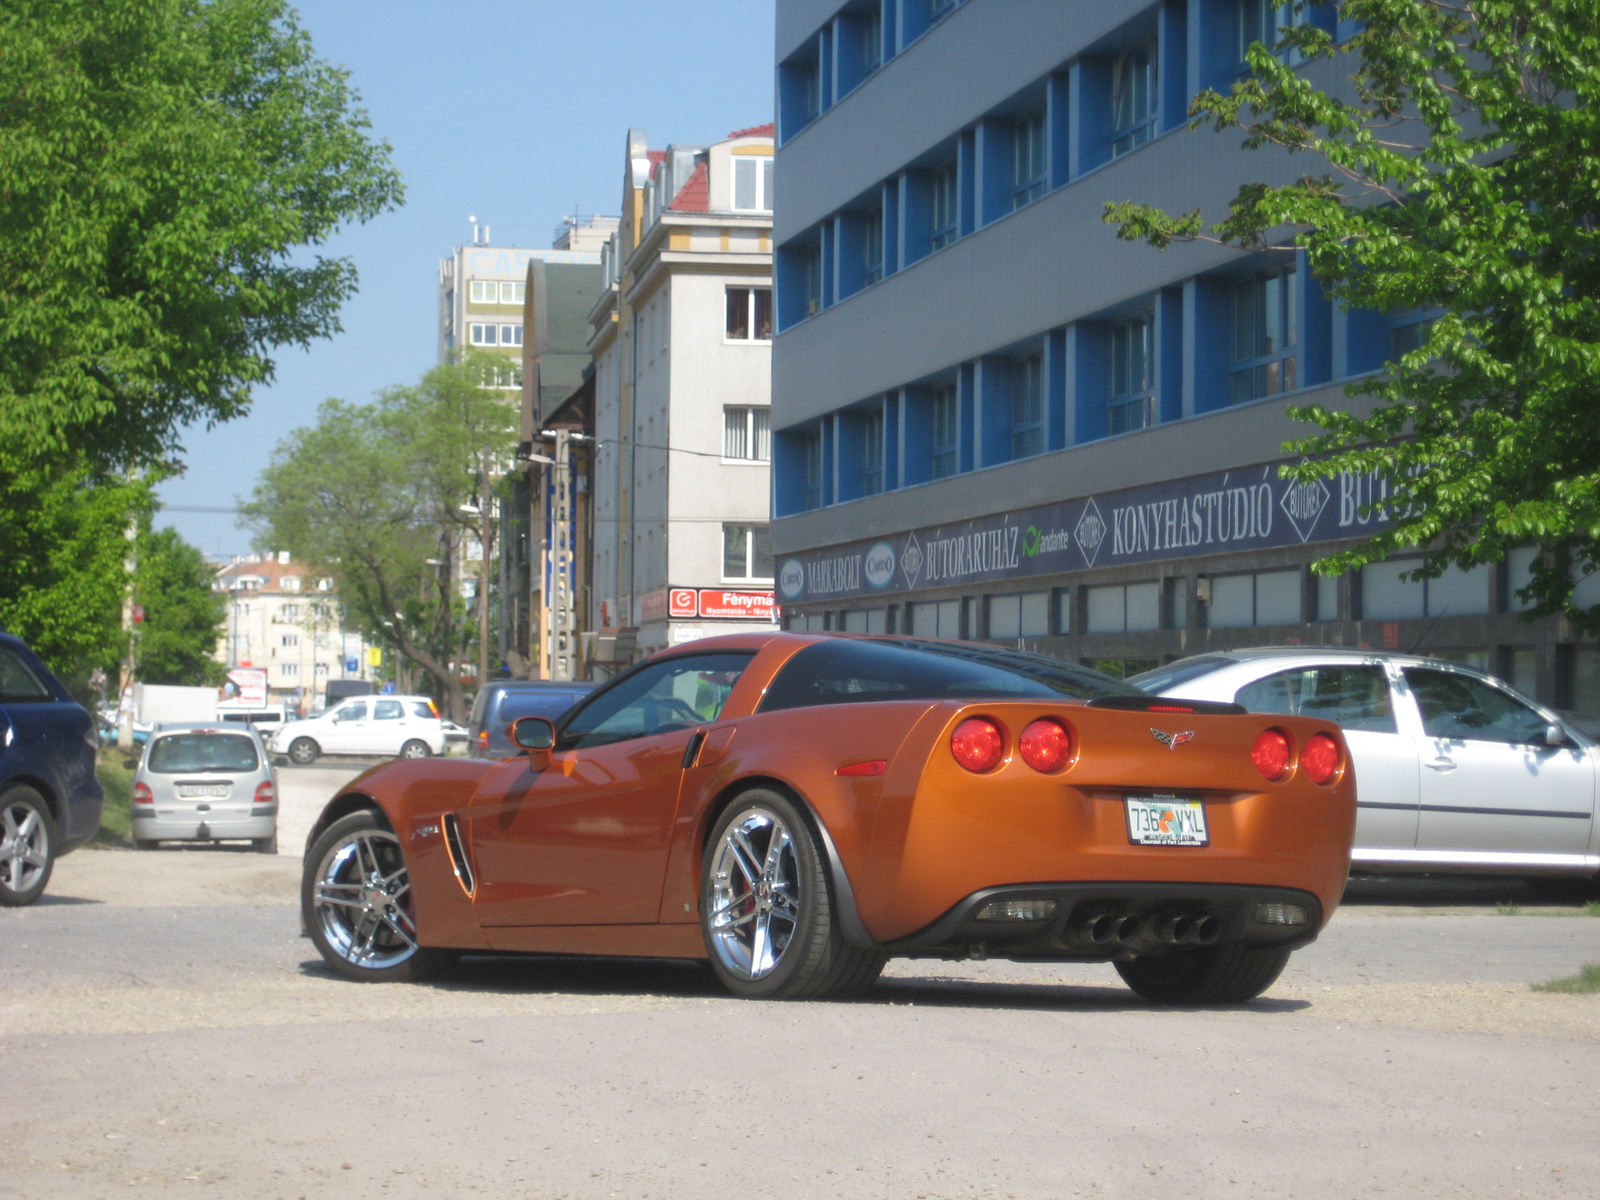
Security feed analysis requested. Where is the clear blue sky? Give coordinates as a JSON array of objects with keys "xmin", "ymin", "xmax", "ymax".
[{"xmin": 157, "ymin": 0, "xmax": 776, "ymax": 557}]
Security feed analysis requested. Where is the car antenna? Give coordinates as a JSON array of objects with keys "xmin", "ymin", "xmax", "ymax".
[{"xmin": 1406, "ymin": 604, "xmax": 1448, "ymax": 655}]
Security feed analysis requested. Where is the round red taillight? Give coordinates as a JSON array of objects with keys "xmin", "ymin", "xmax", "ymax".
[
  {"xmin": 132, "ymin": 782, "xmax": 154, "ymax": 806},
  {"xmin": 951, "ymin": 718, "xmax": 1004, "ymax": 773},
  {"xmin": 1302, "ymin": 733, "xmax": 1340, "ymax": 784},
  {"xmin": 1018, "ymin": 719, "xmax": 1072, "ymax": 773},
  {"xmin": 1251, "ymin": 729, "xmax": 1292, "ymax": 781}
]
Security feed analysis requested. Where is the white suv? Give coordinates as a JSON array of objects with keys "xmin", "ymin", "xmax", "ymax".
[{"xmin": 269, "ymin": 695, "xmax": 445, "ymax": 764}]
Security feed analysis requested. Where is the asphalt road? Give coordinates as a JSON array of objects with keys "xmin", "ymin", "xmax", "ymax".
[{"xmin": 2, "ymin": 763, "xmax": 1598, "ymax": 1199}]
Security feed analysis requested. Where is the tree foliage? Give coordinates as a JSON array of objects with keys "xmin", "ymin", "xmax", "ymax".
[
  {"xmin": 240, "ymin": 357, "xmax": 520, "ymax": 720},
  {"xmin": 0, "ymin": 0, "xmax": 402, "ymax": 468},
  {"xmin": 0, "ymin": 456, "xmax": 144, "ymax": 693},
  {"xmin": 1104, "ymin": 0, "xmax": 1600, "ymax": 628},
  {"xmin": 135, "ymin": 525, "xmax": 228, "ymax": 687}
]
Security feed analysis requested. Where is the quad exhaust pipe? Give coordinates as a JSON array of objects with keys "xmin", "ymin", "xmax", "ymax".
[{"xmin": 1067, "ymin": 908, "xmax": 1220, "ymax": 949}]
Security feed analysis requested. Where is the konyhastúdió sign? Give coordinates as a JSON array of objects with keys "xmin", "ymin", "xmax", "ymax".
[{"xmin": 775, "ymin": 457, "xmax": 1398, "ymax": 604}]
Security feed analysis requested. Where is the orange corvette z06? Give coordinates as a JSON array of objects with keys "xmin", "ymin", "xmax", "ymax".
[{"xmin": 301, "ymin": 635, "xmax": 1356, "ymax": 1004}]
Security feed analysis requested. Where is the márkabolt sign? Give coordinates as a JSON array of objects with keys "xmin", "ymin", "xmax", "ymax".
[{"xmin": 775, "ymin": 456, "xmax": 1398, "ymax": 604}]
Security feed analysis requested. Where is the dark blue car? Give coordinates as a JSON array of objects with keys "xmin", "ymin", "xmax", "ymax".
[{"xmin": 0, "ymin": 631, "xmax": 103, "ymax": 906}]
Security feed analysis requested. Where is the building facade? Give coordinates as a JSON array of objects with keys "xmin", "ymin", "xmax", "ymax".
[
  {"xmin": 586, "ymin": 124, "xmax": 779, "ymax": 661},
  {"xmin": 213, "ymin": 553, "xmax": 373, "ymax": 713},
  {"xmin": 768, "ymin": 0, "xmax": 1600, "ymax": 717}
]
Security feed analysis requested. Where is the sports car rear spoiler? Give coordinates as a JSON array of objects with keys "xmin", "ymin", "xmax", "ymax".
[{"xmin": 1084, "ymin": 696, "xmax": 1246, "ymax": 716}]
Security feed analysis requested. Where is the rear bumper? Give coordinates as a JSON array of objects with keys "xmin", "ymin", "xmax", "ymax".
[
  {"xmin": 885, "ymin": 881, "xmax": 1323, "ymax": 960},
  {"xmin": 132, "ymin": 813, "xmax": 276, "ymax": 841}
]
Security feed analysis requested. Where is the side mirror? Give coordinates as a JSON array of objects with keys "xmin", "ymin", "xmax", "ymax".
[
  {"xmin": 1544, "ymin": 722, "xmax": 1567, "ymax": 747},
  {"xmin": 509, "ymin": 716, "xmax": 556, "ymax": 763}
]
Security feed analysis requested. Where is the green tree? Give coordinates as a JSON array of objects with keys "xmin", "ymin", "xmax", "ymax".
[
  {"xmin": 240, "ymin": 357, "xmax": 520, "ymax": 720},
  {"xmin": 0, "ymin": 459, "xmax": 143, "ymax": 695},
  {"xmin": 1104, "ymin": 0, "xmax": 1600, "ymax": 627},
  {"xmin": 0, "ymin": 0, "xmax": 402, "ymax": 469},
  {"xmin": 134, "ymin": 526, "xmax": 228, "ymax": 687}
]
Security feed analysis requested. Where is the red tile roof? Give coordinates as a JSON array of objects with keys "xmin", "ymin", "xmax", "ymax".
[
  {"xmin": 727, "ymin": 123, "xmax": 775, "ymax": 140},
  {"xmin": 668, "ymin": 160, "xmax": 709, "ymax": 212}
]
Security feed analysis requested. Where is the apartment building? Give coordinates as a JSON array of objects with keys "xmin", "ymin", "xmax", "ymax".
[
  {"xmin": 586, "ymin": 124, "xmax": 778, "ymax": 659},
  {"xmin": 213, "ymin": 553, "xmax": 371, "ymax": 713},
  {"xmin": 768, "ymin": 0, "xmax": 1600, "ymax": 714}
]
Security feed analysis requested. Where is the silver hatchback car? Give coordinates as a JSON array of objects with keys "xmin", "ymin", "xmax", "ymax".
[
  {"xmin": 1133, "ymin": 649, "xmax": 1600, "ymax": 879},
  {"xmin": 130, "ymin": 724, "xmax": 278, "ymax": 853}
]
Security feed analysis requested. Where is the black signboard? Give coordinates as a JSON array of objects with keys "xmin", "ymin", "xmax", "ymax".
[{"xmin": 776, "ymin": 457, "xmax": 1398, "ymax": 604}]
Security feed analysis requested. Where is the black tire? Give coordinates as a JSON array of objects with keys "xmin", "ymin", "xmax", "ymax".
[
  {"xmin": 700, "ymin": 788, "xmax": 885, "ymax": 1000},
  {"xmin": 399, "ymin": 739, "xmax": 430, "ymax": 760},
  {"xmin": 253, "ymin": 832, "xmax": 278, "ymax": 854},
  {"xmin": 288, "ymin": 738, "xmax": 320, "ymax": 765},
  {"xmin": 0, "ymin": 786, "xmax": 55, "ymax": 907},
  {"xmin": 134, "ymin": 838, "xmax": 158, "ymax": 851},
  {"xmin": 302, "ymin": 809, "xmax": 455, "ymax": 983},
  {"xmin": 1115, "ymin": 943, "xmax": 1293, "ymax": 1005}
]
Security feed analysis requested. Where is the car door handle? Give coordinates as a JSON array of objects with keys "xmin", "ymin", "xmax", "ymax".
[{"xmin": 1425, "ymin": 757, "xmax": 1457, "ymax": 773}]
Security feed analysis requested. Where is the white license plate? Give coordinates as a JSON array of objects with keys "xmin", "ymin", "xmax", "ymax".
[
  {"xmin": 177, "ymin": 784, "xmax": 230, "ymax": 798},
  {"xmin": 1125, "ymin": 794, "xmax": 1208, "ymax": 846}
]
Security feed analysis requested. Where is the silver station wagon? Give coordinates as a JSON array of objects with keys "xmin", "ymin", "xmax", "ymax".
[
  {"xmin": 1133, "ymin": 648, "xmax": 1600, "ymax": 879},
  {"xmin": 130, "ymin": 724, "xmax": 278, "ymax": 853}
]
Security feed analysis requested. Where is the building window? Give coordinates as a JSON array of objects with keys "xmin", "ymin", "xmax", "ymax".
[
  {"xmin": 1111, "ymin": 45, "xmax": 1157, "ymax": 157},
  {"xmin": 1360, "ymin": 561, "xmax": 1491, "ymax": 620},
  {"xmin": 281, "ymin": 576, "xmax": 301, "ymax": 592},
  {"xmin": 1012, "ymin": 111, "xmax": 1046, "ymax": 209},
  {"xmin": 930, "ymin": 161, "xmax": 958, "ymax": 250},
  {"xmin": 726, "ymin": 287, "xmax": 774, "ymax": 341},
  {"xmin": 279, "ymin": 604, "xmax": 299, "ymax": 620},
  {"xmin": 483, "ymin": 363, "xmax": 521, "ymax": 388},
  {"xmin": 280, "ymin": 662, "xmax": 299, "ymax": 678},
  {"xmin": 802, "ymin": 429, "xmax": 824, "ymax": 510},
  {"xmin": 470, "ymin": 280, "xmax": 524, "ymax": 304},
  {"xmin": 861, "ymin": 407, "xmax": 884, "ymax": 497},
  {"xmin": 930, "ymin": 384, "xmax": 958, "ymax": 479},
  {"xmin": 861, "ymin": 6, "xmax": 882, "ymax": 74},
  {"xmin": 1230, "ymin": 266, "xmax": 1297, "ymax": 403},
  {"xmin": 314, "ymin": 661, "xmax": 329, "ymax": 676},
  {"xmin": 988, "ymin": 591, "xmax": 1049, "ymax": 639},
  {"xmin": 1109, "ymin": 314, "xmax": 1155, "ymax": 434},
  {"xmin": 909, "ymin": 598, "xmax": 961, "ymax": 637},
  {"xmin": 500, "ymin": 281, "xmax": 524, "ymax": 304},
  {"xmin": 1238, "ymin": 0, "xmax": 1275, "ymax": 60},
  {"xmin": 862, "ymin": 207, "xmax": 885, "ymax": 286},
  {"xmin": 1389, "ymin": 308, "xmax": 1438, "ymax": 362},
  {"xmin": 724, "ymin": 406, "xmax": 772, "ymax": 461},
  {"xmin": 733, "ymin": 156, "xmax": 774, "ymax": 212},
  {"xmin": 1011, "ymin": 354, "xmax": 1043, "ymax": 460},
  {"xmin": 469, "ymin": 323, "xmax": 495, "ymax": 346},
  {"xmin": 280, "ymin": 633, "xmax": 299, "ymax": 648},
  {"xmin": 1085, "ymin": 582, "xmax": 1161, "ymax": 633},
  {"xmin": 723, "ymin": 523, "xmax": 774, "ymax": 580},
  {"xmin": 500, "ymin": 323, "xmax": 522, "ymax": 347},
  {"xmin": 1206, "ymin": 570, "xmax": 1301, "ymax": 628},
  {"xmin": 804, "ymin": 246, "xmax": 824, "ymax": 316}
]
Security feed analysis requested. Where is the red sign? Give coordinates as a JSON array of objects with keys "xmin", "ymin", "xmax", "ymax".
[
  {"xmin": 131, "ymin": 605, "xmax": 145, "ymax": 624},
  {"xmin": 697, "ymin": 590, "xmax": 776, "ymax": 620},
  {"xmin": 668, "ymin": 588, "xmax": 698, "ymax": 618},
  {"xmin": 638, "ymin": 589, "xmax": 669, "ymax": 623}
]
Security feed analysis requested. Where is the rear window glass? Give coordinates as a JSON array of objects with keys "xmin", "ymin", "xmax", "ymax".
[
  {"xmin": 0, "ymin": 646, "xmax": 52, "ymax": 702},
  {"xmin": 1127, "ymin": 656, "xmax": 1234, "ymax": 694},
  {"xmin": 759, "ymin": 639, "xmax": 1144, "ymax": 713},
  {"xmin": 499, "ymin": 692, "xmax": 585, "ymax": 724},
  {"xmin": 148, "ymin": 733, "xmax": 260, "ymax": 774},
  {"xmin": 409, "ymin": 701, "xmax": 436, "ymax": 720}
]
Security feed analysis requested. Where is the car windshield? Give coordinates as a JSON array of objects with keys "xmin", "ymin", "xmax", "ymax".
[
  {"xmin": 1127, "ymin": 656, "xmax": 1235, "ymax": 693},
  {"xmin": 759, "ymin": 638, "xmax": 1145, "ymax": 713},
  {"xmin": 148, "ymin": 733, "xmax": 260, "ymax": 774}
]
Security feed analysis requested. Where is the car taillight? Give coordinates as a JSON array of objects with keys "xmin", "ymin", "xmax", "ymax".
[
  {"xmin": 429, "ymin": 700, "xmax": 440, "ymax": 719},
  {"xmin": 477, "ymin": 730, "xmax": 489, "ymax": 749},
  {"xmin": 951, "ymin": 718, "xmax": 1004, "ymax": 773},
  {"xmin": 1018, "ymin": 719, "xmax": 1072, "ymax": 773},
  {"xmin": 253, "ymin": 781, "xmax": 276, "ymax": 805},
  {"xmin": 132, "ymin": 782, "xmax": 153, "ymax": 806},
  {"xmin": 1302, "ymin": 733, "xmax": 1340, "ymax": 784},
  {"xmin": 1251, "ymin": 729, "xmax": 1292, "ymax": 781}
]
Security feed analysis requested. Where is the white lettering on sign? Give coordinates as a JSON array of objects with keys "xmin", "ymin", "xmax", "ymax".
[
  {"xmin": 923, "ymin": 525, "xmax": 1021, "ymax": 584},
  {"xmin": 1108, "ymin": 481, "xmax": 1274, "ymax": 558},
  {"xmin": 806, "ymin": 555, "xmax": 861, "ymax": 596}
]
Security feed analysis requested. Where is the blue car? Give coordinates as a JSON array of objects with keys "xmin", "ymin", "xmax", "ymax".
[{"xmin": 0, "ymin": 631, "xmax": 103, "ymax": 906}]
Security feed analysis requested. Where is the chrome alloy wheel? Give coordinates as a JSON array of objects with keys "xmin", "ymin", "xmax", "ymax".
[
  {"xmin": 0, "ymin": 796, "xmax": 49, "ymax": 897},
  {"xmin": 706, "ymin": 804, "xmax": 803, "ymax": 981},
  {"xmin": 311, "ymin": 829, "xmax": 420, "ymax": 970}
]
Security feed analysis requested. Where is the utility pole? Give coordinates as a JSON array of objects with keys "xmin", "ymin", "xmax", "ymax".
[
  {"xmin": 548, "ymin": 429, "xmax": 577, "ymax": 681},
  {"xmin": 477, "ymin": 449, "xmax": 492, "ymax": 692}
]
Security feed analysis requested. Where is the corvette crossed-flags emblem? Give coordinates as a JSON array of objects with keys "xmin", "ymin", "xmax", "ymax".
[{"xmin": 1150, "ymin": 728, "xmax": 1196, "ymax": 751}]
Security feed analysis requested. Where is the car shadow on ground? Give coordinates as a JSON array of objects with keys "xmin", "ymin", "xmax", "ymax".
[
  {"xmin": 1343, "ymin": 873, "xmax": 1600, "ymax": 907},
  {"xmin": 30, "ymin": 891, "xmax": 104, "ymax": 906},
  {"xmin": 295, "ymin": 952, "xmax": 1310, "ymax": 1013}
]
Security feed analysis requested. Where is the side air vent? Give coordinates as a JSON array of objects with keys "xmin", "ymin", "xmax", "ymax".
[{"xmin": 441, "ymin": 812, "xmax": 476, "ymax": 898}]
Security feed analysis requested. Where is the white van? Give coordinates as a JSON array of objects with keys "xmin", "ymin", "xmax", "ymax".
[{"xmin": 217, "ymin": 704, "xmax": 290, "ymax": 740}]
